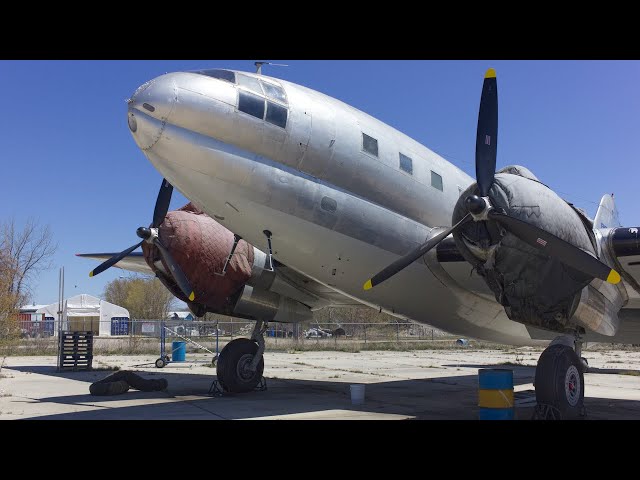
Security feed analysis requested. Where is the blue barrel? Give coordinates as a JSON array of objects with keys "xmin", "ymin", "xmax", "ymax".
[
  {"xmin": 171, "ymin": 341, "xmax": 186, "ymax": 362},
  {"xmin": 478, "ymin": 369, "xmax": 514, "ymax": 420}
]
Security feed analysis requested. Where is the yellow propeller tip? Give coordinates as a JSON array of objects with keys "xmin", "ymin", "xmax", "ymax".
[
  {"xmin": 485, "ymin": 68, "xmax": 496, "ymax": 79},
  {"xmin": 188, "ymin": 292, "xmax": 195, "ymax": 302},
  {"xmin": 607, "ymin": 270, "xmax": 621, "ymax": 285},
  {"xmin": 363, "ymin": 279, "xmax": 373, "ymax": 291},
  {"xmin": 89, "ymin": 271, "xmax": 94, "ymax": 278}
]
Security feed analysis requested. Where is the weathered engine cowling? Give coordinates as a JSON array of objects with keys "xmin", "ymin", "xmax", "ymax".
[
  {"xmin": 143, "ymin": 203, "xmax": 255, "ymax": 314},
  {"xmin": 142, "ymin": 203, "xmax": 311, "ymax": 323},
  {"xmin": 452, "ymin": 166, "xmax": 596, "ymax": 332}
]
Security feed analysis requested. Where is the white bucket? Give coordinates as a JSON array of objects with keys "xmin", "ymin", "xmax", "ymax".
[{"xmin": 350, "ymin": 384, "xmax": 365, "ymax": 405}]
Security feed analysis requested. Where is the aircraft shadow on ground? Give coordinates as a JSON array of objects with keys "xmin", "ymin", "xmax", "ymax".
[{"xmin": 4, "ymin": 364, "xmax": 640, "ymax": 420}]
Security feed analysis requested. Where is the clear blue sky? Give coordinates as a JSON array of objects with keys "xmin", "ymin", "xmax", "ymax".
[{"xmin": 2, "ymin": 60, "xmax": 639, "ymax": 305}]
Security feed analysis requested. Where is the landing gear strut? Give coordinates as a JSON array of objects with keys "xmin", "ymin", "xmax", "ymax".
[
  {"xmin": 534, "ymin": 334, "xmax": 585, "ymax": 419},
  {"xmin": 215, "ymin": 320, "xmax": 267, "ymax": 393}
]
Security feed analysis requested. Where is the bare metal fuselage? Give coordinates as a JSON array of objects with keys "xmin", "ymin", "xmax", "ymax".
[{"xmin": 126, "ymin": 70, "xmax": 600, "ymax": 346}]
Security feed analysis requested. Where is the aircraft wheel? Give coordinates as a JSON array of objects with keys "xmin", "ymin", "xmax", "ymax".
[
  {"xmin": 535, "ymin": 344, "xmax": 584, "ymax": 419},
  {"xmin": 216, "ymin": 338, "xmax": 264, "ymax": 393}
]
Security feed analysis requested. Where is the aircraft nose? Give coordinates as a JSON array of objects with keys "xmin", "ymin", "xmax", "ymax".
[{"xmin": 127, "ymin": 74, "xmax": 177, "ymax": 150}]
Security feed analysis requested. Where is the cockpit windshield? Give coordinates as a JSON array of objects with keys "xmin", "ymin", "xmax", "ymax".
[
  {"xmin": 190, "ymin": 69, "xmax": 236, "ymax": 84},
  {"xmin": 188, "ymin": 69, "xmax": 289, "ymax": 128}
]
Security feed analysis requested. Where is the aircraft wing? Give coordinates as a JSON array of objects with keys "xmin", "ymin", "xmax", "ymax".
[
  {"xmin": 76, "ymin": 252, "xmax": 361, "ymax": 309},
  {"xmin": 76, "ymin": 252, "xmax": 153, "ymax": 275},
  {"xmin": 273, "ymin": 261, "xmax": 364, "ymax": 309}
]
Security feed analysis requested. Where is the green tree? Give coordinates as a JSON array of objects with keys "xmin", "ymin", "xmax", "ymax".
[{"xmin": 104, "ymin": 276, "xmax": 175, "ymax": 319}]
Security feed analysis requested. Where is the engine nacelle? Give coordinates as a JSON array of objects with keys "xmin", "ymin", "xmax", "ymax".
[
  {"xmin": 604, "ymin": 226, "xmax": 640, "ymax": 291},
  {"xmin": 233, "ymin": 285, "xmax": 312, "ymax": 323},
  {"xmin": 452, "ymin": 166, "xmax": 599, "ymax": 332},
  {"xmin": 142, "ymin": 203, "xmax": 311, "ymax": 322}
]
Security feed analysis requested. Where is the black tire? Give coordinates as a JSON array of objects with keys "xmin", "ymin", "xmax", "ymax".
[
  {"xmin": 535, "ymin": 344, "xmax": 584, "ymax": 419},
  {"xmin": 155, "ymin": 358, "xmax": 166, "ymax": 369},
  {"xmin": 94, "ymin": 370, "xmax": 168, "ymax": 392},
  {"xmin": 90, "ymin": 380, "xmax": 130, "ymax": 396},
  {"xmin": 122, "ymin": 371, "xmax": 168, "ymax": 392},
  {"xmin": 216, "ymin": 338, "xmax": 264, "ymax": 393}
]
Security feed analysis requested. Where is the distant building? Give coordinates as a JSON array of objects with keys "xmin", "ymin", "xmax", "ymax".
[
  {"xmin": 168, "ymin": 311, "xmax": 194, "ymax": 321},
  {"xmin": 19, "ymin": 294, "xmax": 130, "ymax": 337},
  {"xmin": 18, "ymin": 304, "xmax": 56, "ymax": 337}
]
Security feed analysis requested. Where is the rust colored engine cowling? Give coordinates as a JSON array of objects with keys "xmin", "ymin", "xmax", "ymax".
[{"xmin": 142, "ymin": 203, "xmax": 254, "ymax": 310}]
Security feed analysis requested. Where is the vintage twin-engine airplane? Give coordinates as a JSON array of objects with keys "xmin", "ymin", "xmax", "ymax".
[{"xmin": 80, "ymin": 65, "xmax": 640, "ymax": 418}]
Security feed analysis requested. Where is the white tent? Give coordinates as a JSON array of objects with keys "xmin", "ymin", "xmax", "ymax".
[
  {"xmin": 36, "ymin": 294, "xmax": 130, "ymax": 337},
  {"xmin": 35, "ymin": 303, "xmax": 59, "ymax": 320}
]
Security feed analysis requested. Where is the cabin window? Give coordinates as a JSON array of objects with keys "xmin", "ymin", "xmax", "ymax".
[
  {"xmin": 238, "ymin": 91, "xmax": 265, "ymax": 120},
  {"xmin": 431, "ymin": 171, "xmax": 443, "ymax": 191},
  {"xmin": 265, "ymin": 101, "xmax": 288, "ymax": 128},
  {"xmin": 237, "ymin": 74, "xmax": 264, "ymax": 95},
  {"xmin": 261, "ymin": 81, "xmax": 287, "ymax": 103},
  {"xmin": 191, "ymin": 69, "xmax": 236, "ymax": 83},
  {"xmin": 362, "ymin": 133, "xmax": 378, "ymax": 157},
  {"xmin": 321, "ymin": 196, "xmax": 337, "ymax": 213},
  {"xmin": 399, "ymin": 153, "xmax": 413, "ymax": 174}
]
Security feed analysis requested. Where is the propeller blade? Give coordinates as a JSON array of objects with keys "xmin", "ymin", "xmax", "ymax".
[
  {"xmin": 364, "ymin": 214, "xmax": 472, "ymax": 290},
  {"xmin": 89, "ymin": 241, "xmax": 143, "ymax": 278},
  {"xmin": 153, "ymin": 238, "xmax": 196, "ymax": 301},
  {"xmin": 152, "ymin": 179, "xmax": 174, "ymax": 228},
  {"xmin": 475, "ymin": 68, "xmax": 498, "ymax": 197},
  {"xmin": 488, "ymin": 211, "xmax": 621, "ymax": 284}
]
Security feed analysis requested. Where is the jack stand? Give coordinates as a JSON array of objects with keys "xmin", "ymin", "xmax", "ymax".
[
  {"xmin": 532, "ymin": 403, "xmax": 586, "ymax": 420},
  {"xmin": 207, "ymin": 376, "xmax": 267, "ymax": 397},
  {"xmin": 263, "ymin": 230, "xmax": 275, "ymax": 272},
  {"xmin": 532, "ymin": 403, "xmax": 563, "ymax": 420},
  {"xmin": 208, "ymin": 379, "xmax": 224, "ymax": 397},
  {"xmin": 215, "ymin": 234, "xmax": 242, "ymax": 276}
]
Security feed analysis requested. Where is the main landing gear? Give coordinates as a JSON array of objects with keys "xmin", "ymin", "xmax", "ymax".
[
  {"xmin": 215, "ymin": 319, "xmax": 267, "ymax": 393},
  {"xmin": 534, "ymin": 333, "xmax": 586, "ymax": 420}
]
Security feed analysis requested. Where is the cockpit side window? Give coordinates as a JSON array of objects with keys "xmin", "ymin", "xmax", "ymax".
[
  {"xmin": 265, "ymin": 101, "xmax": 288, "ymax": 128},
  {"xmin": 191, "ymin": 69, "xmax": 235, "ymax": 83},
  {"xmin": 238, "ymin": 91, "xmax": 265, "ymax": 120},
  {"xmin": 261, "ymin": 81, "xmax": 287, "ymax": 103},
  {"xmin": 237, "ymin": 74, "xmax": 264, "ymax": 95},
  {"xmin": 234, "ymin": 74, "xmax": 289, "ymax": 128}
]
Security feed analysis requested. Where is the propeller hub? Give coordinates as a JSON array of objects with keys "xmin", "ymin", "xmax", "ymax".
[
  {"xmin": 136, "ymin": 227, "xmax": 152, "ymax": 240},
  {"xmin": 465, "ymin": 195, "xmax": 487, "ymax": 216}
]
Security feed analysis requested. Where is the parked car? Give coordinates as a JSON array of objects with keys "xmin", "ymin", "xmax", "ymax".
[{"xmin": 304, "ymin": 327, "xmax": 332, "ymax": 339}]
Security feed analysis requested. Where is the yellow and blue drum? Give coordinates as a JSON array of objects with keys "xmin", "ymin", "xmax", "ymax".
[{"xmin": 478, "ymin": 369, "xmax": 514, "ymax": 420}]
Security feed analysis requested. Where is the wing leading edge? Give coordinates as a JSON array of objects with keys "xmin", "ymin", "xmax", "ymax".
[{"xmin": 76, "ymin": 252, "xmax": 153, "ymax": 275}]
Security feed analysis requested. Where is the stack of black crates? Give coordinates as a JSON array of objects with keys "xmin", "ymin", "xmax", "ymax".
[{"xmin": 58, "ymin": 331, "xmax": 93, "ymax": 371}]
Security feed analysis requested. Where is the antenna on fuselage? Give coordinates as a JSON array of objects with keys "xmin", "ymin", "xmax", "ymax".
[{"xmin": 254, "ymin": 61, "xmax": 289, "ymax": 75}]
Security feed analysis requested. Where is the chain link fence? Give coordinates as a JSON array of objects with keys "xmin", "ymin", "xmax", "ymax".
[
  {"xmin": 13, "ymin": 318, "xmax": 448, "ymax": 339},
  {"xmin": 6, "ymin": 318, "xmax": 457, "ymax": 356}
]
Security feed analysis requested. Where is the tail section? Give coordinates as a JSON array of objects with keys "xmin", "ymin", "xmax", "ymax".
[{"xmin": 594, "ymin": 194, "xmax": 621, "ymax": 230}]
